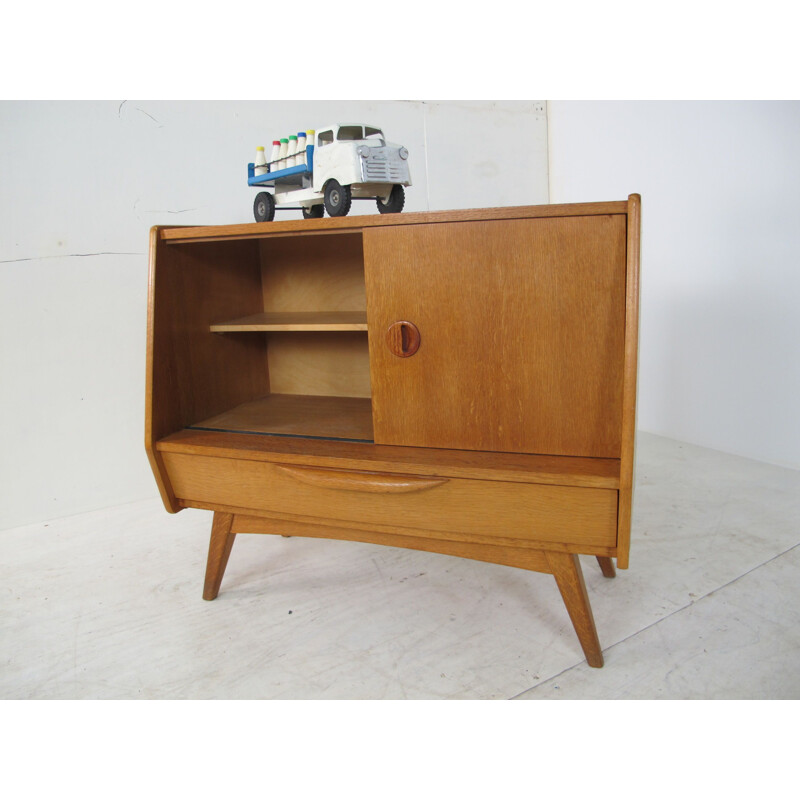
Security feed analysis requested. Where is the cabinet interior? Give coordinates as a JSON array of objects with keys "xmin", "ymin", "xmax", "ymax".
[{"xmin": 161, "ymin": 231, "xmax": 373, "ymax": 442}]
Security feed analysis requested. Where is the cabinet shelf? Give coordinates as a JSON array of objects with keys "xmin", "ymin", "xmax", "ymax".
[{"xmin": 210, "ymin": 311, "xmax": 368, "ymax": 333}]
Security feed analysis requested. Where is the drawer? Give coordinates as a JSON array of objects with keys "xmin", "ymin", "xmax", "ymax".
[{"xmin": 162, "ymin": 453, "xmax": 618, "ymax": 549}]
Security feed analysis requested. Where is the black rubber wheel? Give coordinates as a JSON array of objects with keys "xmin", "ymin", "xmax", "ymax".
[
  {"xmin": 324, "ymin": 180, "xmax": 352, "ymax": 217},
  {"xmin": 253, "ymin": 192, "xmax": 275, "ymax": 222},
  {"xmin": 302, "ymin": 204, "xmax": 324, "ymax": 219},
  {"xmin": 376, "ymin": 184, "xmax": 405, "ymax": 214}
]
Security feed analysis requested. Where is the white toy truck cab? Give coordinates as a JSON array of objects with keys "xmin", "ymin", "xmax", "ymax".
[{"xmin": 248, "ymin": 124, "xmax": 411, "ymax": 221}]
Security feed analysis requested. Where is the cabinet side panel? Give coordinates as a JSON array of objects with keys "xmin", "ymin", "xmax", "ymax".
[
  {"xmin": 147, "ymin": 236, "xmax": 270, "ymax": 444},
  {"xmin": 616, "ymin": 195, "xmax": 642, "ymax": 568},
  {"xmin": 146, "ymin": 228, "xmax": 181, "ymax": 510},
  {"xmin": 364, "ymin": 216, "xmax": 627, "ymax": 457}
]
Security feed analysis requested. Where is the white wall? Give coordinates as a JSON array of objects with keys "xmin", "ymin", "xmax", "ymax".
[
  {"xmin": 0, "ymin": 100, "xmax": 548, "ymax": 530},
  {"xmin": 548, "ymin": 101, "xmax": 800, "ymax": 469}
]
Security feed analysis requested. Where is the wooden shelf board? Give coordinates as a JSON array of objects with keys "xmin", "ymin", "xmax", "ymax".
[
  {"xmin": 188, "ymin": 393, "xmax": 374, "ymax": 442},
  {"xmin": 210, "ymin": 311, "xmax": 368, "ymax": 333}
]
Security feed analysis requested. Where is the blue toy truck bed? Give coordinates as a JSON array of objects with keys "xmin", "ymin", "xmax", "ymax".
[{"xmin": 247, "ymin": 145, "xmax": 315, "ymax": 187}]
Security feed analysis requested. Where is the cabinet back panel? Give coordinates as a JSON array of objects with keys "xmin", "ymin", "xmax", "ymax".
[
  {"xmin": 267, "ymin": 332, "xmax": 372, "ymax": 398},
  {"xmin": 259, "ymin": 233, "xmax": 366, "ymax": 313},
  {"xmin": 364, "ymin": 216, "xmax": 627, "ymax": 457}
]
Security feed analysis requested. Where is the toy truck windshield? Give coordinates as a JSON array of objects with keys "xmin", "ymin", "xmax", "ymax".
[{"xmin": 336, "ymin": 125, "xmax": 385, "ymax": 144}]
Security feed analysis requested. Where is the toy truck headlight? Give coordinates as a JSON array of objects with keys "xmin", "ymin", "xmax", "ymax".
[
  {"xmin": 358, "ymin": 145, "xmax": 370, "ymax": 158},
  {"xmin": 399, "ymin": 147, "xmax": 409, "ymax": 160}
]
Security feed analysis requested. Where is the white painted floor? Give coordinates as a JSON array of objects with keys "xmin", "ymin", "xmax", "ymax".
[{"xmin": 2, "ymin": 432, "xmax": 798, "ymax": 699}]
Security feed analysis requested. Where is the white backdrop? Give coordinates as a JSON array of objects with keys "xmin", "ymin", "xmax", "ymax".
[
  {"xmin": 0, "ymin": 100, "xmax": 549, "ymax": 530},
  {"xmin": 548, "ymin": 100, "xmax": 800, "ymax": 470}
]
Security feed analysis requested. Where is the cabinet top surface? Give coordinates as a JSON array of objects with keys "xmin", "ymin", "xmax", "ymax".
[{"xmin": 157, "ymin": 198, "xmax": 636, "ymax": 244}]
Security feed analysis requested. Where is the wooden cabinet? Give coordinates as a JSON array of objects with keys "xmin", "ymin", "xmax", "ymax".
[{"xmin": 146, "ymin": 198, "xmax": 641, "ymax": 668}]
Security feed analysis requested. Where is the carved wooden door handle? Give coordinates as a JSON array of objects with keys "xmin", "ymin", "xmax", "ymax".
[
  {"xmin": 386, "ymin": 320, "xmax": 421, "ymax": 357},
  {"xmin": 276, "ymin": 464, "xmax": 446, "ymax": 493}
]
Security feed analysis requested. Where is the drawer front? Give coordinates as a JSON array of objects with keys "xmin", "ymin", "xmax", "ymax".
[{"xmin": 163, "ymin": 453, "xmax": 618, "ymax": 549}]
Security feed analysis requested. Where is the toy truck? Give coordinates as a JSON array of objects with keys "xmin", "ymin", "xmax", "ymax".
[{"xmin": 248, "ymin": 124, "xmax": 411, "ymax": 221}]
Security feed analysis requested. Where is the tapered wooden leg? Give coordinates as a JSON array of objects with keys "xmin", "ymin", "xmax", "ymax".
[
  {"xmin": 203, "ymin": 512, "xmax": 236, "ymax": 601},
  {"xmin": 546, "ymin": 552, "xmax": 604, "ymax": 668},
  {"xmin": 596, "ymin": 556, "xmax": 616, "ymax": 578}
]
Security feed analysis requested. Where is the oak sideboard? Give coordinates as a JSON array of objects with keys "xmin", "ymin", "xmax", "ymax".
[{"xmin": 146, "ymin": 196, "xmax": 641, "ymax": 668}]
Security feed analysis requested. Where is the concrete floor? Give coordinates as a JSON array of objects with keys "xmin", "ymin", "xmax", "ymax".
[{"xmin": 2, "ymin": 432, "xmax": 799, "ymax": 699}]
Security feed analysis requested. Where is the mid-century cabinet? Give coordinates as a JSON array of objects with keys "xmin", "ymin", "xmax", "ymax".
[{"xmin": 145, "ymin": 196, "xmax": 641, "ymax": 668}]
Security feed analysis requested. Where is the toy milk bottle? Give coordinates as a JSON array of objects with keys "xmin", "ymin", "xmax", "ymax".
[
  {"xmin": 287, "ymin": 134, "xmax": 298, "ymax": 167},
  {"xmin": 269, "ymin": 140, "xmax": 281, "ymax": 169},
  {"xmin": 254, "ymin": 146, "xmax": 268, "ymax": 175},
  {"xmin": 296, "ymin": 132, "xmax": 307, "ymax": 165},
  {"xmin": 278, "ymin": 138, "xmax": 289, "ymax": 169}
]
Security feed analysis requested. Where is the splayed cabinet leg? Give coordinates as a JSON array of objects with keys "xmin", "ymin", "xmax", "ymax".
[
  {"xmin": 596, "ymin": 556, "xmax": 616, "ymax": 578},
  {"xmin": 547, "ymin": 552, "xmax": 604, "ymax": 668},
  {"xmin": 203, "ymin": 512, "xmax": 236, "ymax": 601}
]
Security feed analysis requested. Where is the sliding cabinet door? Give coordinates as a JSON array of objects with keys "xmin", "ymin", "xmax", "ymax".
[{"xmin": 364, "ymin": 215, "xmax": 627, "ymax": 457}]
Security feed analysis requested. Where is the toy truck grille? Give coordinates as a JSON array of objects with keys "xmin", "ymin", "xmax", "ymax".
[{"xmin": 361, "ymin": 149, "xmax": 410, "ymax": 183}]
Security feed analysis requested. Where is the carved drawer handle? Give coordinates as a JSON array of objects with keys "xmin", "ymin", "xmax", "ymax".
[
  {"xmin": 386, "ymin": 320, "xmax": 421, "ymax": 357},
  {"xmin": 275, "ymin": 464, "xmax": 446, "ymax": 494}
]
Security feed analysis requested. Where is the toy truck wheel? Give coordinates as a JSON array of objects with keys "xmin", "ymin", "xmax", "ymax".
[
  {"xmin": 302, "ymin": 205, "xmax": 324, "ymax": 219},
  {"xmin": 377, "ymin": 184, "xmax": 405, "ymax": 214},
  {"xmin": 324, "ymin": 180, "xmax": 352, "ymax": 217},
  {"xmin": 254, "ymin": 192, "xmax": 275, "ymax": 222}
]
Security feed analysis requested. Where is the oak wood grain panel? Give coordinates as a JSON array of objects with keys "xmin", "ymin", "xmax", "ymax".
[
  {"xmin": 186, "ymin": 500, "xmax": 617, "ymax": 558},
  {"xmin": 259, "ymin": 233, "xmax": 366, "ymax": 313},
  {"xmin": 190, "ymin": 393, "xmax": 374, "ymax": 441},
  {"xmin": 364, "ymin": 215, "xmax": 627, "ymax": 457},
  {"xmin": 616, "ymin": 194, "xmax": 642, "ymax": 569},
  {"xmin": 231, "ymin": 512, "xmax": 552, "ymax": 574},
  {"xmin": 145, "ymin": 228, "xmax": 271, "ymax": 511},
  {"xmin": 157, "ymin": 428, "xmax": 621, "ymax": 489},
  {"xmin": 162, "ymin": 453, "xmax": 619, "ymax": 549},
  {"xmin": 160, "ymin": 202, "xmax": 630, "ymax": 243},
  {"xmin": 266, "ymin": 332, "xmax": 372, "ymax": 398},
  {"xmin": 146, "ymin": 235, "xmax": 270, "ymax": 435},
  {"xmin": 145, "ymin": 227, "xmax": 181, "ymax": 512}
]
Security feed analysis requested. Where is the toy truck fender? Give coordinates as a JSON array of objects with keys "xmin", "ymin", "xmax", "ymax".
[{"xmin": 311, "ymin": 136, "xmax": 363, "ymax": 193}]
